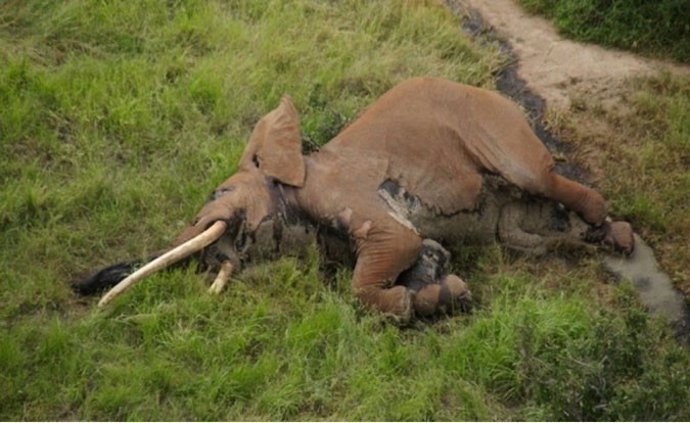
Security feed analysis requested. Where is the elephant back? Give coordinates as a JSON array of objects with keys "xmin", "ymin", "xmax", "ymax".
[{"xmin": 323, "ymin": 77, "xmax": 554, "ymax": 215}]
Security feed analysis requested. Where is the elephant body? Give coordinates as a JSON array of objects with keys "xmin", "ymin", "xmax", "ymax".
[{"xmin": 75, "ymin": 77, "xmax": 633, "ymax": 322}]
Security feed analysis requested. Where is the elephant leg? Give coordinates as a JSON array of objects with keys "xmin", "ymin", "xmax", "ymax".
[
  {"xmin": 351, "ymin": 220, "xmax": 422, "ymax": 323},
  {"xmin": 499, "ymin": 201, "xmax": 597, "ymax": 255},
  {"xmin": 497, "ymin": 201, "xmax": 547, "ymax": 254},
  {"xmin": 397, "ymin": 239, "xmax": 450, "ymax": 291},
  {"xmin": 414, "ymin": 274, "xmax": 471, "ymax": 317},
  {"xmin": 543, "ymin": 174, "xmax": 634, "ymax": 254},
  {"xmin": 584, "ymin": 220, "xmax": 635, "ymax": 255},
  {"xmin": 397, "ymin": 239, "xmax": 472, "ymax": 317},
  {"xmin": 543, "ymin": 173, "xmax": 607, "ymax": 226}
]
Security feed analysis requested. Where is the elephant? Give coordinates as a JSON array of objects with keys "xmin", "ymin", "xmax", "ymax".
[{"xmin": 73, "ymin": 77, "xmax": 634, "ymax": 323}]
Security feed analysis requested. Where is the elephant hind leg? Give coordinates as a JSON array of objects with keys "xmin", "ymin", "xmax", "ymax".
[
  {"xmin": 544, "ymin": 173, "xmax": 607, "ymax": 226},
  {"xmin": 497, "ymin": 201, "xmax": 548, "ymax": 254},
  {"xmin": 538, "ymin": 174, "xmax": 634, "ymax": 254}
]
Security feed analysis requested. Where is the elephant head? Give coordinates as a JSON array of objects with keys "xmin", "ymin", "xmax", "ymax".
[
  {"xmin": 175, "ymin": 96, "xmax": 305, "ymax": 245},
  {"xmin": 92, "ymin": 96, "xmax": 313, "ymax": 306}
]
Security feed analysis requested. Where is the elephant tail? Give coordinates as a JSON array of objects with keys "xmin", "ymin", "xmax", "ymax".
[{"xmin": 71, "ymin": 257, "xmax": 155, "ymax": 295}]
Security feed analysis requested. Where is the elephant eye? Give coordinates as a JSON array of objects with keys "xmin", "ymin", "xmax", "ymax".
[
  {"xmin": 252, "ymin": 154, "xmax": 260, "ymax": 168},
  {"xmin": 208, "ymin": 186, "xmax": 235, "ymax": 202}
]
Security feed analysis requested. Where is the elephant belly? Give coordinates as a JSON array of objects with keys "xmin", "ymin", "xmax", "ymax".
[{"xmin": 378, "ymin": 176, "xmax": 521, "ymax": 245}]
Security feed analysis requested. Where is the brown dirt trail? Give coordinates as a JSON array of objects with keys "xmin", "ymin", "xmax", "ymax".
[{"xmin": 454, "ymin": 0, "xmax": 690, "ymax": 112}]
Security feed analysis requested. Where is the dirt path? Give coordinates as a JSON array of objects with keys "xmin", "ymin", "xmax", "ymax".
[{"xmin": 454, "ymin": 0, "xmax": 690, "ymax": 112}]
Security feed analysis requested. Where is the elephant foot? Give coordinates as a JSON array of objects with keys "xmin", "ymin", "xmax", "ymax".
[
  {"xmin": 396, "ymin": 239, "xmax": 450, "ymax": 290},
  {"xmin": 584, "ymin": 219, "xmax": 635, "ymax": 255},
  {"xmin": 357, "ymin": 285, "xmax": 413, "ymax": 324},
  {"xmin": 414, "ymin": 274, "xmax": 472, "ymax": 317},
  {"xmin": 603, "ymin": 220, "xmax": 635, "ymax": 255},
  {"xmin": 382, "ymin": 286, "xmax": 414, "ymax": 324}
]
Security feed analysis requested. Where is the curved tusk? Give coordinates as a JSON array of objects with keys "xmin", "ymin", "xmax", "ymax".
[
  {"xmin": 98, "ymin": 220, "xmax": 228, "ymax": 307},
  {"xmin": 208, "ymin": 260, "xmax": 233, "ymax": 295}
]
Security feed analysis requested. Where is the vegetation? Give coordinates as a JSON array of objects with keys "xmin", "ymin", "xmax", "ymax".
[
  {"xmin": 518, "ymin": 0, "xmax": 690, "ymax": 63},
  {"xmin": 2, "ymin": 0, "xmax": 690, "ymax": 420}
]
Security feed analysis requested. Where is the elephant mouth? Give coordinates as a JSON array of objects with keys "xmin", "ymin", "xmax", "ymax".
[{"xmin": 202, "ymin": 217, "xmax": 250, "ymax": 270}]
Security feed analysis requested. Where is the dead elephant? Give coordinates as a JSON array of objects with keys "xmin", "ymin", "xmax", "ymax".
[{"xmin": 74, "ymin": 77, "xmax": 634, "ymax": 323}]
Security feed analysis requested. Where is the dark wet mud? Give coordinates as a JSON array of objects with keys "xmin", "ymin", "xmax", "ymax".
[{"xmin": 446, "ymin": 0, "xmax": 690, "ymax": 340}]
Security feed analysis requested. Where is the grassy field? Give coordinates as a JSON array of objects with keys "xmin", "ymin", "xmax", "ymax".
[
  {"xmin": 2, "ymin": 0, "xmax": 690, "ymax": 420},
  {"xmin": 517, "ymin": 0, "xmax": 690, "ymax": 63}
]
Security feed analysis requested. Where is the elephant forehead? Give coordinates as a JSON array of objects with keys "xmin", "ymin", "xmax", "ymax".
[
  {"xmin": 218, "ymin": 168, "xmax": 263, "ymax": 187},
  {"xmin": 204, "ymin": 168, "xmax": 275, "ymax": 230}
]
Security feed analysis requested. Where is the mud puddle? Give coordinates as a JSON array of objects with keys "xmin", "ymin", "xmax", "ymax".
[
  {"xmin": 445, "ymin": 0, "xmax": 690, "ymax": 339},
  {"xmin": 604, "ymin": 236, "xmax": 690, "ymax": 338}
]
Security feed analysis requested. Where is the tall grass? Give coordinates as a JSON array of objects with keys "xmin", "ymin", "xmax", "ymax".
[
  {"xmin": 582, "ymin": 74, "xmax": 690, "ymax": 294},
  {"xmin": 2, "ymin": 0, "xmax": 690, "ymax": 420},
  {"xmin": 4, "ymin": 254, "xmax": 690, "ymax": 420}
]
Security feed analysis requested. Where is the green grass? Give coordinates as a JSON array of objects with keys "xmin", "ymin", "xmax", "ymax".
[
  {"xmin": 618, "ymin": 76, "xmax": 690, "ymax": 282},
  {"xmin": 517, "ymin": 0, "xmax": 690, "ymax": 63},
  {"xmin": 4, "ymin": 252, "xmax": 690, "ymax": 420},
  {"xmin": 0, "ymin": 0, "xmax": 499, "ymax": 321},
  {"xmin": 2, "ymin": 0, "xmax": 690, "ymax": 420}
]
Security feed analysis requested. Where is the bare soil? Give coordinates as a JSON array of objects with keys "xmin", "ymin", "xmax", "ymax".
[{"xmin": 452, "ymin": 0, "xmax": 690, "ymax": 112}]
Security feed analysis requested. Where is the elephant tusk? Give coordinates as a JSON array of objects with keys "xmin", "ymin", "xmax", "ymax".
[
  {"xmin": 208, "ymin": 260, "xmax": 233, "ymax": 294},
  {"xmin": 98, "ymin": 220, "xmax": 228, "ymax": 307}
]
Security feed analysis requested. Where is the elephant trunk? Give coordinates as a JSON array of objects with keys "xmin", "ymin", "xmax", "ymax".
[{"xmin": 97, "ymin": 220, "xmax": 228, "ymax": 307}]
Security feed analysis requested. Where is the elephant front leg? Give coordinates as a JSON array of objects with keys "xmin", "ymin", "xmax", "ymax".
[
  {"xmin": 397, "ymin": 239, "xmax": 472, "ymax": 317},
  {"xmin": 351, "ymin": 219, "xmax": 473, "ymax": 322},
  {"xmin": 350, "ymin": 221, "xmax": 423, "ymax": 323}
]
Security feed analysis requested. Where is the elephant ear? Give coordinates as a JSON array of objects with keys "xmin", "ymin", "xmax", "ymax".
[{"xmin": 240, "ymin": 96, "xmax": 305, "ymax": 187}]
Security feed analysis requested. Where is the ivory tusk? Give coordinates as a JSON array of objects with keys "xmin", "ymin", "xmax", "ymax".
[
  {"xmin": 208, "ymin": 260, "xmax": 233, "ymax": 294},
  {"xmin": 98, "ymin": 220, "xmax": 228, "ymax": 307}
]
